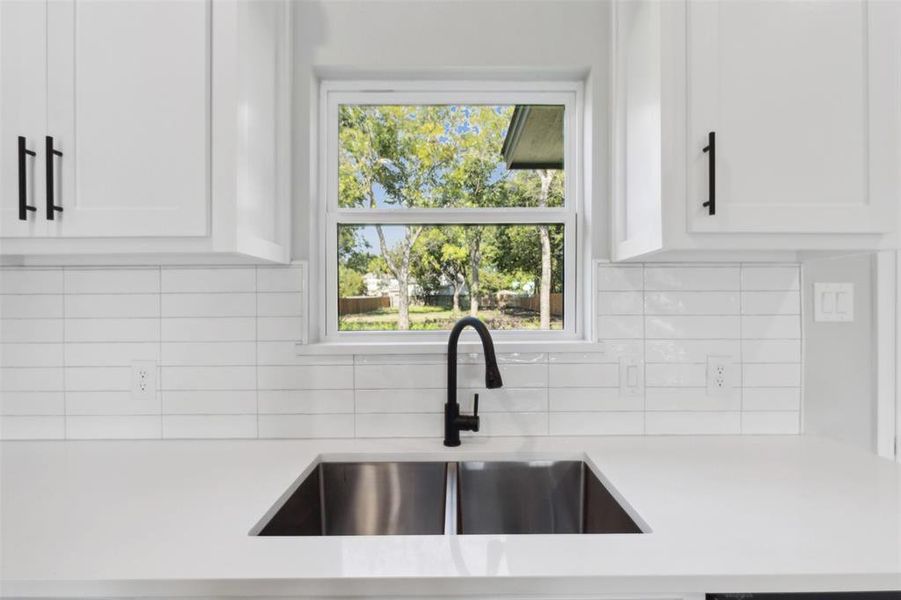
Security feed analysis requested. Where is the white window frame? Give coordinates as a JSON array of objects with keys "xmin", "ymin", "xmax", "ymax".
[{"xmin": 316, "ymin": 80, "xmax": 585, "ymax": 344}]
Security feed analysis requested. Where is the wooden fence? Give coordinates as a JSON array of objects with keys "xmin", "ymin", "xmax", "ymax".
[
  {"xmin": 339, "ymin": 296, "xmax": 390, "ymax": 315},
  {"xmin": 505, "ymin": 293, "xmax": 564, "ymax": 317}
]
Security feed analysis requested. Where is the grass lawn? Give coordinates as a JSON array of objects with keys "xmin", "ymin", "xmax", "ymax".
[{"xmin": 338, "ymin": 304, "xmax": 563, "ymax": 331}]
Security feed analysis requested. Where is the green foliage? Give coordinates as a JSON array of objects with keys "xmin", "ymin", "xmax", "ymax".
[{"xmin": 338, "ymin": 268, "xmax": 365, "ymax": 297}]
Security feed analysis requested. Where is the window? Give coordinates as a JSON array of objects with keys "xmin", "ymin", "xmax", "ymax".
[{"xmin": 319, "ymin": 82, "xmax": 582, "ymax": 342}]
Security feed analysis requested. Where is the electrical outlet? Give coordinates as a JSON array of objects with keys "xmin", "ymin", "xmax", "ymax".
[
  {"xmin": 706, "ymin": 355, "xmax": 735, "ymax": 397},
  {"xmin": 619, "ymin": 357, "xmax": 643, "ymax": 397},
  {"xmin": 131, "ymin": 360, "xmax": 157, "ymax": 401}
]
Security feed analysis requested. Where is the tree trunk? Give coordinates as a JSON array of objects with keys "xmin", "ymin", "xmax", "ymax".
[
  {"xmin": 537, "ymin": 170, "xmax": 554, "ymax": 330},
  {"xmin": 452, "ymin": 274, "xmax": 463, "ymax": 314},
  {"xmin": 396, "ymin": 264, "xmax": 410, "ymax": 330},
  {"xmin": 468, "ymin": 235, "xmax": 481, "ymax": 318},
  {"xmin": 376, "ymin": 224, "xmax": 422, "ymax": 331}
]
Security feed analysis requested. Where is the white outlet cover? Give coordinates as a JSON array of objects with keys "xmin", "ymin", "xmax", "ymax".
[
  {"xmin": 131, "ymin": 360, "xmax": 158, "ymax": 401},
  {"xmin": 814, "ymin": 282, "xmax": 854, "ymax": 322},
  {"xmin": 706, "ymin": 355, "xmax": 735, "ymax": 398}
]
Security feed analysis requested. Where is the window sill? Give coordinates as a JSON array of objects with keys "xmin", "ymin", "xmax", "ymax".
[{"xmin": 294, "ymin": 339, "xmax": 605, "ymax": 356}]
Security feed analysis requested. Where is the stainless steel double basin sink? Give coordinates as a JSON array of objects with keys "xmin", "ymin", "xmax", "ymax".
[{"xmin": 255, "ymin": 460, "xmax": 645, "ymax": 536}]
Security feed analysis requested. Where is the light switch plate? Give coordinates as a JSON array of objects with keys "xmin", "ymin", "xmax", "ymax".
[
  {"xmin": 814, "ymin": 282, "xmax": 854, "ymax": 322},
  {"xmin": 619, "ymin": 357, "xmax": 643, "ymax": 397}
]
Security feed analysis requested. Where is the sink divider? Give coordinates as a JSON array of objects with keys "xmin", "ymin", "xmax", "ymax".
[{"xmin": 443, "ymin": 462, "xmax": 459, "ymax": 535}]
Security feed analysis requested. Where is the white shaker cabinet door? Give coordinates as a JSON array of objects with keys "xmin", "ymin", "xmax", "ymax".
[
  {"xmin": 0, "ymin": 0, "xmax": 48, "ymax": 238},
  {"xmin": 46, "ymin": 0, "xmax": 210, "ymax": 238},
  {"xmin": 687, "ymin": 0, "xmax": 898, "ymax": 234}
]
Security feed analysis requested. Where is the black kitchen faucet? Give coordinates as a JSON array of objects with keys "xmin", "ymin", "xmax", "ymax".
[{"xmin": 444, "ymin": 316, "xmax": 503, "ymax": 447}]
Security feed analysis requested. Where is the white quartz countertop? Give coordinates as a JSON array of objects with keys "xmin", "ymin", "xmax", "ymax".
[{"xmin": 1, "ymin": 435, "xmax": 900, "ymax": 597}]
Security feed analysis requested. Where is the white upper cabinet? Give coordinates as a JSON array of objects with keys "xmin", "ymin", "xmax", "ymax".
[
  {"xmin": 46, "ymin": 0, "xmax": 210, "ymax": 238},
  {"xmin": 687, "ymin": 0, "xmax": 893, "ymax": 234},
  {"xmin": 0, "ymin": 0, "xmax": 291, "ymax": 263},
  {"xmin": 613, "ymin": 0, "xmax": 901, "ymax": 260},
  {"xmin": 0, "ymin": 0, "xmax": 47, "ymax": 238}
]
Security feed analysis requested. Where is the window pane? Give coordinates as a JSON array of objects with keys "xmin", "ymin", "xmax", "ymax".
[
  {"xmin": 338, "ymin": 224, "xmax": 564, "ymax": 332},
  {"xmin": 338, "ymin": 105, "xmax": 564, "ymax": 209}
]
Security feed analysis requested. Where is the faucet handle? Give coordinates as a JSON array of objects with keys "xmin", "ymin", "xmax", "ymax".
[{"xmin": 472, "ymin": 393, "xmax": 479, "ymax": 418}]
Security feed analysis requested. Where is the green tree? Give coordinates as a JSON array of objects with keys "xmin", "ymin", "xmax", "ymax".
[
  {"xmin": 339, "ymin": 106, "xmax": 456, "ymax": 329},
  {"xmin": 410, "ymin": 226, "xmax": 469, "ymax": 313},
  {"xmin": 338, "ymin": 269, "xmax": 365, "ymax": 297}
]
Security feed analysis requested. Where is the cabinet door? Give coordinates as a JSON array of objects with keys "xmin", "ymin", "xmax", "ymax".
[
  {"xmin": 0, "ymin": 0, "xmax": 47, "ymax": 238},
  {"xmin": 46, "ymin": 0, "xmax": 210, "ymax": 238},
  {"xmin": 688, "ymin": 0, "xmax": 896, "ymax": 234}
]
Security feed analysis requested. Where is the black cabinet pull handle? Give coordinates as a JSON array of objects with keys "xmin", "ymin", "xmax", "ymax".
[
  {"xmin": 45, "ymin": 136, "xmax": 63, "ymax": 220},
  {"xmin": 17, "ymin": 136, "xmax": 37, "ymax": 220},
  {"xmin": 702, "ymin": 131, "xmax": 715, "ymax": 215}
]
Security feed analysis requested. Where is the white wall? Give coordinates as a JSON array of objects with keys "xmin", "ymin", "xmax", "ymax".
[
  {"xmin": 803, "ymin": 253, "xmax": 876, "ymax": 452},
  {"xmin": 291, "ymin": 0, "xmax": 612, "ymax": 261}
]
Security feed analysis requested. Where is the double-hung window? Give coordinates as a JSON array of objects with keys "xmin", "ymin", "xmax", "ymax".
[{"xmin": 318, "ymin": 81, "xmax": 583, "ymax": 343}]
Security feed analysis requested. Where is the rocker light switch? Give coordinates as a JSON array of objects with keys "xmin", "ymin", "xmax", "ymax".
[{"xmin": 814, "ymin": 282, "xmax": 854, "ymax": 322}]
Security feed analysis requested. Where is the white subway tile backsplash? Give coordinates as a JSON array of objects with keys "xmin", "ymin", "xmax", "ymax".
[
  {"xmin": 0, "ymin": 269, "xmax": 63, "ymax": 294},
  {"xmin": 644, "ymin": 291, "xmax": 739, "ymax": 315},
  {"xmin": 65, "ymin": 342, "xmax": 159, "ymax": 367},
  {"xmin": 0, "ymin": 294, "xmax": 63, "ymax": 318},
  {"xmin": 645, "ymin": 388, "xmax": 740, "ymax": 412},
  {"xmin": 646, "ymin": 411, "xmax": 741, "ymax": 435},
  {"xmin": 257, "ymin": 267, "xmax": 304, "ymax": 292},
  {"xmin": 258, "ymin": 365, "xmax": 354, "ymax": 390},
  {"xmin": 596, "ymin": 292, "xmax": 643, "ymax": 315},
  {"xmin": 355, "ymin": 413, "xmax": 444, "ymax": 438},
  {"xmin": 741, "ymin": 315, "xmax": 801, "ymax": 339},
  {"xmin": 741, "ymin": 266, "xmax": 800, "ymax": 291},
  {"xmin": 596, "ymin": 315, "xmax": 643, "ymax": 339},
  {"xmin": 258, "ymin": 390, "xmax": 355, "ymax": 414},
  {"xmin": 162, "ymin": 415, "xmax": 257, "ymax": 439},
  {"xmin": 162, "ymin": 366, "xmax": 256, "ymax": 391},
  {"xmin": 741, "ymin": 340, "xmax": 801, "ymax": 364},
  {"xmin": 257, "ymin": 292, "xmax": 304, "ymax": 317},
  {"xmin": 257, "ymin": 317, "xmax": 304, "ymax": 341},
  {"xmin": 742, "ymin": 363, "xmax": 801, "ymax": 387},
  {"xmin": 549, "ymin": 412, "xmax": 644, "ymax": 436},
  {"xmin": 65, "ymin": 367, "xmax": 132, "ymax": 392},
  {"xmin": 355, "ymin": 389, "xmax": 445, "ymax": 414},
  {"xmin": 1, "ymin": 368, "xmax": 64, "ymax": 392},
  {"xmin": 0, "ymin": 343, "xmax": 64, "ymax": 367},
  {"xmin": 161, "ymin": 342, "xmax": 255, "ymax": 366},
  {"xmin": 65, "ymin": 269, "xmax": 159, "ymax": 294},
  {"xmin": 162, "ymin": 267, "xmax": 255, "ymax": 293},
  {"xmin": 596, "ymin": 266, "xmax": 643, "ymax": 291},
  {"xmin": 645, "ymin": 315, "xmax": 740, "ymax": 339},
  {"xmin": 162, "ymin": 391, "xmax": 257, "ymax": 415},
  {"xmin": 548, "ymin": 388, "xmax": 641, "ymax": 412},
  {"xmin": 0, "ymin": 416, "xmax": 65, "ymax": 439},
  {"xmin": 645, "ymin": 340, "xmax": 740, "ymax": 363},
  {"xmin": 644, "ymin": 266, "xmax": 740, "ymax": 291},
  {"xmin": 66, "ymin": 294, "xmax": 160, "ymax": 318},
  {"xmin": 259, "ymin": 414, "xmax": 354, "ymax": 439},
  {"xmin": 0, "ymin": 262, "xmax": 803, "ymax": 440},
  {"xmin": 67, "ymin": 416, "xmax": 161, "ymax": 440},
  {"xmin": 549, "ymin": 363, "xmax": 619, "ymax": 388},
  {"xmin": 161, "ymin": 293, "xmax": 255, "ymax": 318},
  {"xmin": 646, "ymin": 364, "xmax": 707, "ymax": 387},
  {"xmin": 742, "ymin": 388, "xmax": 801, "ymax": 411},
  {"xmin": 67, "ymin": 391, "xmax": 160, "ymax": 416},
  {"xmin": 0, "ymin": 319, "xmax": 63, "ymax": 343},
  {"xmin": 740, "ymin": 291, "xmax": 799, "ymax": 315},
  {"xmin": 161, "ymin": 317, "xmax": 254, "ymax": 342},
  {"xmin": 0, "ymin": 392, "xmax": 65, "ymax": 416},
  {"xmin": 66, "ymin": 318, "xmax": 159, "ymax": 343}
]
